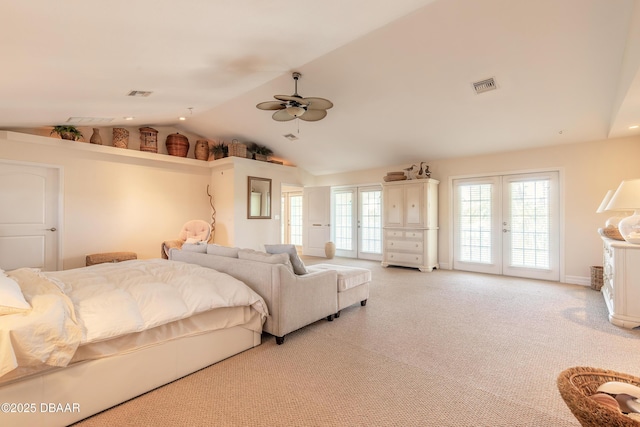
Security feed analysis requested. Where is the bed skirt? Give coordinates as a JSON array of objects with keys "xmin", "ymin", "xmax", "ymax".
[{"xmin": 0, "ymin": 325, "xmax": 260, "ymax": 427}]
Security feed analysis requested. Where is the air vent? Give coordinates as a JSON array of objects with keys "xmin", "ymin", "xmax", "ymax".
[
  {"xmin": 283, "ymin": 133, "xmax": 299, "ymax": 141},
  {"xmin": 127, "ymin": 90, "xmax": 153, "ymax": 97},
  {"xmin": 66, "ymin": 117, "xmax": 114, "ymax": 124},
  {"xmin": 472, "ymin": 78, "xmax": 497, "ymax": 94}
]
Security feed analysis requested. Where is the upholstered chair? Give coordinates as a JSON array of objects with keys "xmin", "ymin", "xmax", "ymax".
[{"xmin": 161, "ymin": 220, "xmax": 212, "ymax": 259}]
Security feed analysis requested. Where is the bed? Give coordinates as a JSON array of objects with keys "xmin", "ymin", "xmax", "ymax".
[{"xmin": 0, "ymin": 259, "xmax": 268, "ymax": 427}]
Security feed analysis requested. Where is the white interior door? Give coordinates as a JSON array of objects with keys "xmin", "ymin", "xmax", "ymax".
[
  {"xmin": 302, "ymin": 186, "xmax": 330, "ymax": 257},
  {"xmin": 453, "ymin": 171, "xmax": 559, "ymax": 281},
  {"xmin": 0, "ymin": 162, "xmax": 60, "ymax": 271}
]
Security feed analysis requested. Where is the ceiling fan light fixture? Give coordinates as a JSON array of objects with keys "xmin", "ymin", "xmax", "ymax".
[
  {"xmin": 286, "ymin": 106, "xmax": 306, "ymax": 117},
  {"xmin": 257, "ymin": 72, "xmax": 332, "ymax": 122}
]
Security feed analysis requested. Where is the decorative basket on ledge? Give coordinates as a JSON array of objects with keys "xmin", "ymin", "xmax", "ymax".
[
  {"xmin": 557, "ymin": 366, "xmax": 640, "ymax": 427},
  {"xmin": 166, "ymin": 133, "xmax": 190, "ymax": 157},
  {"xmin": 228, "ymin": 140, "xmax": 247, "ymax": 158}
]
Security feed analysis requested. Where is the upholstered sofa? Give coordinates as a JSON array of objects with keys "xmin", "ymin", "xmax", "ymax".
[{"xmin": 169, "ymin": 246, "xmax": 338, "ymax": 344}]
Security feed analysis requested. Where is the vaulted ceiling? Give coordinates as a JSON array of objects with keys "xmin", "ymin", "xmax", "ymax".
[{"xmin": 2, "ymin": 0, "xmax": 639, "ymax": 175}]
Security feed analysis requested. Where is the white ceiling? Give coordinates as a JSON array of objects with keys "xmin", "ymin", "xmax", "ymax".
[{"xmin": 2, "ymin": 0, "xmax": 639, "ymax": 175}]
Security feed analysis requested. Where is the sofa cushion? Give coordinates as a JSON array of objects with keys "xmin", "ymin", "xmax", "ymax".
[
  {"xmin": 306, "ymin": 264, "xmax": 371, "ymax": 292},
  {"xmin": 238, "ymin": 249, "xmax": 294, "ymax": 273},
  {"xmin": 207, "ymin": 244, "xmax": 240, "ymax": 258},
  {"xmin": 181, "ymin": 243, "xmax": 207, "ymax": 253},
  {"xmin": 264, "ymin": 244, "xmax": 308, "ymax": 275}
]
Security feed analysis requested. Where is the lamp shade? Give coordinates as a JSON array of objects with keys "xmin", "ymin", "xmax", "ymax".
[
  {"xmin": 596, "ymin": 190, "xmax": 614, "ymax": 213},
  {"xmin": 606, "ymin": 179, "xmax": 640, "ymax": 244},
  {"xmin": 605, "ymin": 179, "xmax": 640, "ymax": 211}
]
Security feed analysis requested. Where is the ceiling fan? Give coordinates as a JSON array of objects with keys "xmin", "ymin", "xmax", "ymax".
[{"xmin": 256, "ymin": 72, "xmax": 333, "ymax": 122}]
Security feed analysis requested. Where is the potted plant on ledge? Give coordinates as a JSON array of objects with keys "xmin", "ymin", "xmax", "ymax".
[
  {"xmin": 51, "ymin": 125, "xmax": 83, "ymax": 141},
  {"xmin": 253, "ymin": 145, "xmax": 273, "ymax": 162},
  {"xmin": 210, "ymin": 142, "xmax": 228, "ymax": 160}
]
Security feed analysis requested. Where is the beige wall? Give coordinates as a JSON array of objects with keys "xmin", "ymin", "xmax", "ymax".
[
  {"xmin": 209, "ymin": 157, "xmax": 312, "ymax": 250},
  {"xmin": 0, "ymin": 131, "xmax": 212, "ymax": 269},
  {"xmin": 314, "ymin": 135, "xmax": 640, "ymax": 282}
]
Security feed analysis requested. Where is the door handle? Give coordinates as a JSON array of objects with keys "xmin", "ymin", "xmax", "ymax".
[{"xmin": 45, "ymin": 227, "xmax": 57, "ymax": 232}]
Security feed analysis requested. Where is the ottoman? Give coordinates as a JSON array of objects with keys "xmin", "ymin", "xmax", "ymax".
[
  {"xmin": 86, "ymin": 251, "xmax": 137, "ymax": 266},
  {"xmin": 306, "ymin": 263, "xmax": 370, "ymax": 317}
]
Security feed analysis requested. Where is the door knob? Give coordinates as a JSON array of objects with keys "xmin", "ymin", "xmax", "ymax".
[{"xmin": 45, "ymin": 227, "xmax": 57, "ymax": 232}]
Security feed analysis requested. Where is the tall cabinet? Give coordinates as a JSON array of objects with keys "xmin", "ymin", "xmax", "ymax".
[{"xmin": 382, "ymin": 179, "xmax": 439, "ymax": 272}]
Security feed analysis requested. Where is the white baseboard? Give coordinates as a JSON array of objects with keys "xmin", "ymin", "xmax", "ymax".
[
  {"xmin": 564, "ymin": 275, "xmax": 590, "ymax": 286},
  {"xmin": 437, "ymin": 262, "xmax": 450, "ymax": 270}
]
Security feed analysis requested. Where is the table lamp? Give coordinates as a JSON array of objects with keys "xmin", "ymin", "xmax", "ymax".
[{"xmin": 606, "ymin": 179, "xmax": 640, "ymax": 244}]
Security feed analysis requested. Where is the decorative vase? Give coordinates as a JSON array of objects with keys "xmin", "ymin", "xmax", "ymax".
[
  {"xmin": 194, "ymin": 140, "xmax": 209, "ymax": 160},
  {"xmin": 139, "ymin": 127, "xmax": 158, "ymax": 153},
  {"xmin": 166, "ymin": 133, "xmax": 189, "ymax": 157},
  {"xmin": 89, "ymin": 128, "xmax": 102, "ymax": 145},
  {"xmin": 112, "ymin": 128, "xmax": 129, "ymax": 149},
  {"xmin": 325, "ymin": 242, "xmax": 336, "ymax": 259}
]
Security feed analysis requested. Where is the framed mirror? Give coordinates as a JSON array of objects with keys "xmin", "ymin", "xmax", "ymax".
[{"xmin": 248, "ymin": 176, "xmax": 272, "ymax": 219}]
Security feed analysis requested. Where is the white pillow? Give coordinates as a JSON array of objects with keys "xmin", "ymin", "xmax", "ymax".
[
  {"xmin": 185, "ymin": 237, "xmax": 205, "ymax": 244},
  {"xmin": 264, "ymin": 244, "xmax": 308, "ymax": 275},
  {"xmin": 0, "ymin": 273, "xmax": 31, "ymax": 315}
]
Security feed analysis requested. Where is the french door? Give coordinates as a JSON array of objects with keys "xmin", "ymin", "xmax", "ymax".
[
  {"xmin": 281, "ymin": 190, "xmax": 303, "ymax": 248},
  {"xmin": 332, "ymin": 185, "xmax": 382, "ymax": 261},
  {"xmin": 453, "ymin": 171, "xmax": 560, "ymax": 281}
]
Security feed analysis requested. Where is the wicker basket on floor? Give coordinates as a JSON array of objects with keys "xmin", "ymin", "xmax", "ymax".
[
  {"xmin": 590, "ymin": 266, "xmax": 604, "ymax": 291},
  {"xmin": 557, "ymin": 367, "xmax": 640, "ymax": 427}
]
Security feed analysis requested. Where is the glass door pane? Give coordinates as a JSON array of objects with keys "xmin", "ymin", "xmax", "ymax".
[
  {"xmin": 358, "ymin": 187, "xmax": 382, "ymax": 261},
  {"xmin": 333, "ymin": 189, "xmax": 356, "ymax": 257},
  {"xmin": 289, "ymin": 194, "xmax": 303, "ymax": 246}
]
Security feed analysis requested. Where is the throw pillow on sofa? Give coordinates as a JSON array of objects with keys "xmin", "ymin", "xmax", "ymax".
[{"xmin": 264, "ymin": 244, "xmax": 308, "ymax": 275}]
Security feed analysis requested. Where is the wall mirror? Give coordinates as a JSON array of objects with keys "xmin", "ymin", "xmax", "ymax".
[{"xmin": 248, "ymin": 176, "xmax": 272, "ymax": 219}]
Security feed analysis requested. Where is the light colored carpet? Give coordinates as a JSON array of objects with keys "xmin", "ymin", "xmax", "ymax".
[{"xmin": 73, "ymin": 258, "xmax": 640, "ymax": 426}]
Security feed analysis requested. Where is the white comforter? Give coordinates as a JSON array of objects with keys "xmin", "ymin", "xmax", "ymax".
[{"xmin": 0, "ymin": 259, "xmax": 268, "ymax": 379}]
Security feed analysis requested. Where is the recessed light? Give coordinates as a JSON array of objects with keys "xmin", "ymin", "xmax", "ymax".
[
  {"xmin": 124, "ymin": 116, "xmax": 134, "ymax": 121},
  {"xmin": 629, "ymin": 125, "xmax": 639, "ymax": 129},
  {"xmin": 179, "ymin": 117, "xmax": 186, "ymax": 121}
]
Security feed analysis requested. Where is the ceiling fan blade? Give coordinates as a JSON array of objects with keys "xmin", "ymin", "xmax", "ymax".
[
  {"xmin": 298, "ymin": 109, "xmax": 327, "ymax": 122},
  {"xmin": 274, "ymin": 95, "xmax": 310, "ymax": 106},
  {"xmin": 272, "ymin": 109, "xmax": 296, "ymax": 122},
  {"xmin": 304, "ymin": 97, "xmax": 333, "ymax": 110},
  {"xmin": 257, "ymin": 101, "xmax": 286, "ymax": 110},
  {"xmin": 256, "ymin": 101, "xmax": 287, "ymax": 110}
]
